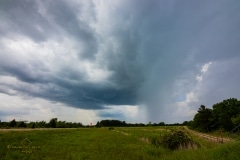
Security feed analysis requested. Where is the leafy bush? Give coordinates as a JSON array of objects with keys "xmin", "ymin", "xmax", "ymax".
[{"xmin": 152, "ymin": 130, "xmax": 199, "ymax": 150}]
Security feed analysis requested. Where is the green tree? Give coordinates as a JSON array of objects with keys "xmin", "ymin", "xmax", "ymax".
[
  {"xmin": 159, "ymin": 122, "xmax": 165, "ymax": 126},
  {"xmin": 212, "ymin": 98, "xmax": 240, "ymax": 131},
  {"xmin": 193, "ymin": 105, "xmax": 213, "ymax": 132},
  {"xmin": 28, "ymin": 122, "xmax": 36, "ymax": 128},
  {"xmin": 49, "ymin": 118, "xmax": 57, "ymax": 128},
  {"xmin": 57, "ymin": 121, "xmax": 67, "ymax": 128},
  {"xmin": 232, "ymin": 114, "xmax": 240, "ymax": 126},
  {"xmin": 182, "ymin": 121, "xmax": 189, "ymax": 126},
  {"xmin": 9, "ymin": 119, "xmax": 17, "ymax": 127},
  {"xmin": 18, "ymin": 121, "xmax": 26, "ymax": 128},
  {"xmin": 96, "ymin": 121, "xmax": 100, "ymax": 127},
  {"xmin": 99, "ymin": 120, "xmax": 127, "ymax": 127},
  {"xmin": 36, "ymin": 121, "xmax": 47, "ymax": 128}
]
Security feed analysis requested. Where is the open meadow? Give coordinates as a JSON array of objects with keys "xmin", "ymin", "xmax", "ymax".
[{"xmin": 0, "ymin": 127, "xmax": 240, "ymax": 160}]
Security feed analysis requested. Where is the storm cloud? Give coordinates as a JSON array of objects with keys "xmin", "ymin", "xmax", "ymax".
[{"xmin": 0, "ymin": 0, "xmax": 240, "ymax": 123}]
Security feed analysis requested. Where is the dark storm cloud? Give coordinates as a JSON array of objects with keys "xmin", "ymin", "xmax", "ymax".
[
  {"xmin": 0, "ymin": 0, "xmax": 240, "ymax": 122},
  {"xmin": 97, "ymin": 111, "xmax": 124, "ymax": 119},
  {"xmin": 0, "ymin": 62, "xmax": 48, "ymax": 84},
  {"xmin": 45, "ymin": 0, "xmax": 98, "ymax": 59},
  {"xmin": 0, "ymin": 0, "xmax": 55, "ymax": 41},
  {"xmin": 43, "ymin": 83, "xmax": 137, "ymax": 109},
  {"xmin": 0, "ymin": 0, "xmax": 98, "ymax": 58}
]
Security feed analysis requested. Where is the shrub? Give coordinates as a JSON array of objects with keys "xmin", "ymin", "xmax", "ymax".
[{"xmin": 151, "ymin": 130, "xmax": 199, "ymax": 150}]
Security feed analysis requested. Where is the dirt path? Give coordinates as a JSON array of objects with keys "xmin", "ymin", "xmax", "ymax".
[{"xmin": 184, "ymin": 126, "xmax": 231, "ymax": 143}]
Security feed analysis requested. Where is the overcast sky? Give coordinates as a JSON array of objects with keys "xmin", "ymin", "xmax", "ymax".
[{"xmin": 0, "ymin": 0, "xmax": 240, "ymax": 125}]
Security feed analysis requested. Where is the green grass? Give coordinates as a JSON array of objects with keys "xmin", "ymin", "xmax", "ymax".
[{"xmin": 0, "ymin": 127, "xmax": 239, "ymax": 160}]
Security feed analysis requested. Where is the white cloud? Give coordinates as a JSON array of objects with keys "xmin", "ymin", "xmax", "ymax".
[
  {"xmin": 83, "ymin": 60, "xmax": 113, "ymax": 84},
  {"xmin": 201, "ymin": 62, "xmax": 212, "ymax": 73},
  {"xmin": 0, "ymin": 32, "xmax": 112, "ymax": 84},
  {"xmin": 171, "ymin": 58, "xmax": 240, "ymax": 123},
  {"xmin": 98, "ymin": 105, "xmax": 147, "ymax": 123},
  {"xmin": 170, "ymin": 62, "xmax": 213, "ymax": 122},
  {"xmin": 0, "ymin": 93, "xmax": 55, "ymax": 122},
  {"xmin": 0, "ymin": 93, "xmax": 99, "ymax": 125},
  {"xmin": 196, "ymin": 62, "xmax": 212, "ymax": 82}
]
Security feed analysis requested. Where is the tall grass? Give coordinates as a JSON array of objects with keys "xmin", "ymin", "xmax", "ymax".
[{"xmin": 0, "ymin": 127, "xmax": 239, "ymax": 160}]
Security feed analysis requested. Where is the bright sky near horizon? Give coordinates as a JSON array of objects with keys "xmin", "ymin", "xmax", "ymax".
[{"xmin": 0, "ymin": 0, "xmax": 240, "ymax": 125}]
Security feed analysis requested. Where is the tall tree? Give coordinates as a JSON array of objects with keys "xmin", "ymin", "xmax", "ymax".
[
  {"xmin": 49, "ymin": 118, "xmax": 57, "ymax": 128},
  {"xmin": 212, "ymin": 98, "xmax": 240, "ymax": 131},
  {"xmin": 193, "ymin": 105, "xmax": 213, "ymax": 132},
  {"xmin": 9, "ymin": 119, "xmax": 17, "ymax": 127}
]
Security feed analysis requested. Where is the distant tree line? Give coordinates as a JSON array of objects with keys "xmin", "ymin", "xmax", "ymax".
[
  {"xmin": 0, "ymin": 118, "xmax": 83, "ymax": 128},
  {"xmin": 0, "ymin": 118, "xmax": 187, "ymax": 129},
  {"xmin": 188, "ymin": 98, "xmax": 240, "ymax": 132},
  {"xmin": 95, "ymin": 120, "xmax": 182, "ymax": 127},
  {"xmin": 96, "ymin": 120, "xmax": 127, "ymax": 127}
]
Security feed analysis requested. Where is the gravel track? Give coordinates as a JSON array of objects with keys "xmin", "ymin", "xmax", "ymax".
[{"xmin": 184, "ymin": 126, "xmax": 231, "ymax": 143}]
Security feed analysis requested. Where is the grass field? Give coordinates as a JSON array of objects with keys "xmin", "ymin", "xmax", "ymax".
[{"xmin": 0, "ymin": 127, "xmax": 240, "ymax": 160}]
